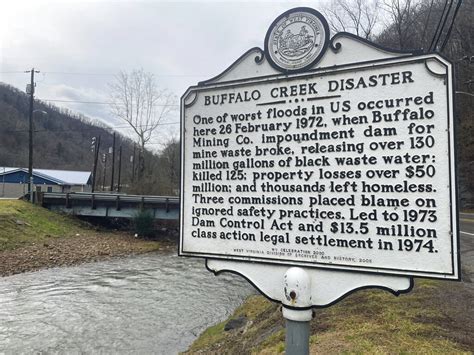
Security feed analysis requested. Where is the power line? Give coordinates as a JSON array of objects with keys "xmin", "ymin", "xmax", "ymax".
[
  {"xmin": 43, "ymin": 72, "xmax": 116, "ymax": 76},
  {"xmin": 440, "ymin": 0, "xmax": 463, "ymax": 52},
  {"xmin": 430, "ymin": 0, "xmax": 459, "ymax": 52},
  {"xmin": 4, "ymin": 121, "xmax": 180, "ymax": 134},
  {"xmin": 41, "ymin": 99, "xmax": 113, "ymax": 105},
  {"xmin": 0, "ymin": 70, "xmax": 209, "ymax": 78},
  {"xmin": 39, "ymin": 98, "xmax": 179, "ymax": 106},
  {"xmin": 42, "ymin": 71, "xmax": 207, "ymax": 77},
  {"xmin": 456, "ymin": 55, "xmax": 474, "ymax": 63},
  {"xmin": 456, "ymin": 91, "xmax": 474, "ymax": 97},
  {"xmin": 429, "ymin": 0, "xmax": 451, "ymax": 52},
  {"xmin": 1, "ymin": 70, "xmax": 208, "ymax": 77}
]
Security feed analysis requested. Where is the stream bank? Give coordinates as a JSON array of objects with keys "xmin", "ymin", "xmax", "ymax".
[
  {"xmin": 0, "ymin": 231, "xmax": 174, "ymax": 277},
  {"xmin": 0, "ymin": 199, "xmax": 175, "ymax": 276}
]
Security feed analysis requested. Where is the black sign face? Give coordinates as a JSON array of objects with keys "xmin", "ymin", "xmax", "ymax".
[{"xmin": 264, "ymin": 7, "xmax": 329, "ymax": 73}]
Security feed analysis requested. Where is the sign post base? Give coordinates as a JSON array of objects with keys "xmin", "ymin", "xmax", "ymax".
[{"xmin": 282, "ymin": 267, "xmax": 312, "ymax": 355}]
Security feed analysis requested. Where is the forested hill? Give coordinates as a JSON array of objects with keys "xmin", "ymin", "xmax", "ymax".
[
  {"xmin": 0, "ymin": 83, "xmax": 135, "ymax": 173},
  {"xmin": 0, "ymin": 83, "xmax": 179, "ymax": 195}
]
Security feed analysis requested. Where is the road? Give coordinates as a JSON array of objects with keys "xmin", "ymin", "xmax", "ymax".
[{"xmin": 459, "ymin": 213, "xmax": 474, "ymax": 281}]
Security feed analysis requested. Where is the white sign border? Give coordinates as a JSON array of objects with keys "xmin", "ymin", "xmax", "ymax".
[{"xmin": 179, "ymin": 53, "xmax": 460, "ymax": 281}]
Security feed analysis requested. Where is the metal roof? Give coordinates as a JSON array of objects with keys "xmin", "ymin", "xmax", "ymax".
[{"xmin": 0, "ymin": 167, "xmax": 91, "ymax": 185}]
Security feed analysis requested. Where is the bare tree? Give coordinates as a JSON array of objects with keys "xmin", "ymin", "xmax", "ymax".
[
  {"xmin": 109, "ymin": 69, "xmax": 176, "ymax": 180},
  {"xmin": 380, "ymin": 0, "xmax": 423, "ymax": 49},
  {"xmin": 324, "ymin": 0, "xmax": 436, "ymax": 50},
  {"xmin": 160, "ymin": 136, "xmax": 180, "ymax": 193},
  {"xmin": 324, "ymin": 0, "xmax": 381, "ymax": 39}
]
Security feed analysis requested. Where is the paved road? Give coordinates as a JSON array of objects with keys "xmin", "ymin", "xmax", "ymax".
[{"xmin": 459, "ymin": 213, "xmax": 474, "ymax": 281}]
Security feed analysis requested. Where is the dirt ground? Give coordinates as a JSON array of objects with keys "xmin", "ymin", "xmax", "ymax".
[{"xmin": 0, "ymin": 232, "xmax": 176, "ymax": 277}]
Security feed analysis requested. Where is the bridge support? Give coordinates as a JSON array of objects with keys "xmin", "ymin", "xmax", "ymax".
[
  {"xmin": 91, "ymin": 194, "xmax": 96, "ymax": 210},
  {"xmin": 116, "ymin": 195, "xmax": 121, "ymax": 211}
]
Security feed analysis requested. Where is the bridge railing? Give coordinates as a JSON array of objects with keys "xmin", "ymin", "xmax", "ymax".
[
  {"xmin": 41, "ymin": 192, "xmax": 179, "ymax": 204},
  {"xmin": 39, "ymin": 192, "xmax": 180, "ymax": 219}
]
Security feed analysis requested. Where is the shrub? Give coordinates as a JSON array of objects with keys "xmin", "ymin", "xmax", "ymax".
[{"xmin": 133, "ymin": 210, "xmax": 155, "ymax": 238}]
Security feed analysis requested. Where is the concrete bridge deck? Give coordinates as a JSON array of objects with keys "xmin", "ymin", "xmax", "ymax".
[{"xmin": 39, "ymin": 192, "xmax": 179, "ymax": 220}]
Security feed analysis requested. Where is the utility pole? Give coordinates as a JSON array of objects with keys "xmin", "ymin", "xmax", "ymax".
[
  {"xmin": 102, "ymin": 153, "xmax": 107, "ymax": 191},
  {"xmin": 117, "ymin": 145, "xmax": 122, "ymax": 192},
  {"xmin": 2, "ymin": 167, "xmax": 5, "ymax": 197},
  {"xmin": 91, "ymin": 135, "xmax": 101, "ymax": 192},
  {"xmin": 26, "ymin": 68, "xmax": 40, "ymax": 202},
  {"xmin": 110, "ymin": 132, "xmax": 116, "ymax": 192}
]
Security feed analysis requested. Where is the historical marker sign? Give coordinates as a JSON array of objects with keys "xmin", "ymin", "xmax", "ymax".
[{"xmin": 180, "ymin": 7, "xmax": 459, "ymax": 281}]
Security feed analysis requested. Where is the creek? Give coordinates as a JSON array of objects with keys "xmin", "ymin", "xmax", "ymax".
[{"xmin": 0, "ymin": 252, "xmax": 254, "ymax": 353}]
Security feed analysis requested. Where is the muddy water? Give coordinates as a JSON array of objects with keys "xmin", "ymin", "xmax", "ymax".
[{"xmin": 0, "ymin": 253, "xmax": 254, "ymax": 354}]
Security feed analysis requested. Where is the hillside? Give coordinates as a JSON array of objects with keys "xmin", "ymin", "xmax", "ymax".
[
  {"xmin": 0, "ymin": 83, "xmax": 179, "ymax": 195},
  {"xmin": 373, "ymin": 0, "xmax": 474, "ymax": 206},
  {"xmin": 0, "ymin": 83, "xmax": 135, "ymax": 174}
]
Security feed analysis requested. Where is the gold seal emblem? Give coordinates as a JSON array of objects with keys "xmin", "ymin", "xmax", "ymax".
[{"xmin": 265, "ymin": 8, "xmax": 329, "ymax": 72}]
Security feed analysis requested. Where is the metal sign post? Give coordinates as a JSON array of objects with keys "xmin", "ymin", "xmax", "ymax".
[
  {"xmin": 180, "ymin": 7, "xmax": 459, "ymax": 352},
  {"xmin": 282, "ymin": 268, "xmax": 312, "ymax": 355}
]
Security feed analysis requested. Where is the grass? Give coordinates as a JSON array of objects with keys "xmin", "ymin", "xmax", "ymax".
[
  {"xmin": 308, "ymin": 280, "xmax": 466, "ymax": 354},
  {"xmin": 186, "ymin": 280, "xmax": 470, "ymax": 354},
  {"xmin": 186, "ymin": 295, "xmax": 280, "ymax": 354},
  {"xmin": 0, "ymin": 199, "xmax": 168, "ymax": 276},
  {"xmin": 0, "ymin": 199, "xmax": 86, "ymax": 251}
]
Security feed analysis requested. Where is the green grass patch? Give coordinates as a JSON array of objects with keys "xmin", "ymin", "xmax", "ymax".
[
  {"xmin": 187, "ymin": 279, "xmax": 470, "ymax": 354},
  {"xmin": 0, "ymin": 200, "xmax": 85, "ymax": 251},
  {"xmin": 308, "ymin": 280, "xmax": 467, "ymax": 354},
  {"xmin": 185, "ymin": 295, "xmax": 279, "ymax": 354},
  {"xmin": 234, "ymin": 295, "xmax": 274, "ymax": 320},
  {"xmin": 252, "ymin": 329, "xmax": 285, "ymax": 354},
  {"xmin": 187, "ymin": 321, "xmax": 227, "ymax": 351}
]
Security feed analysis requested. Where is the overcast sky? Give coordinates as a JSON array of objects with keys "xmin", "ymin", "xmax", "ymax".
[{"xmin": 0, "ymin": 0, "xmax": 326, "ymax": 146}]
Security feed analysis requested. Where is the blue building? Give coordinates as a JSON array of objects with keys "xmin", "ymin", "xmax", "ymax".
[{"xmin": 0, "ymin": 167, "xmax": 91, "ymax": 198}]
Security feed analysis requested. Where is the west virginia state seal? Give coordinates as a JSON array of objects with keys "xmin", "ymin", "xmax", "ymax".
[{"xmin": 264, "ymin": 7, "xmax": 329, "ymax": 72}]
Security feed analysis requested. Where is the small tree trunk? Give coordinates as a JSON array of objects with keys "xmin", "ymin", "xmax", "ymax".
[{"xmin": 138, "ymin": 144, "xmax": 146, "ymax": 181}]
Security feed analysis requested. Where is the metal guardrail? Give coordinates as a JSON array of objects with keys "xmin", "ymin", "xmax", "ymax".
[{"xmin": 41, "ymin": 192, "xmax": 179, "ymax": 204}]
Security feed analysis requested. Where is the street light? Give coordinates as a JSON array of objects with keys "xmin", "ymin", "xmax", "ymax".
[{"xmin": 28, "ymin": 109, "xmax": 47, "ymax": 202}]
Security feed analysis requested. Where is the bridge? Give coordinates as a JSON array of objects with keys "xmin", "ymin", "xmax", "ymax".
[{"xmin": 38, "ymin": 192, "xmax": 179, "ymax": 220}]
